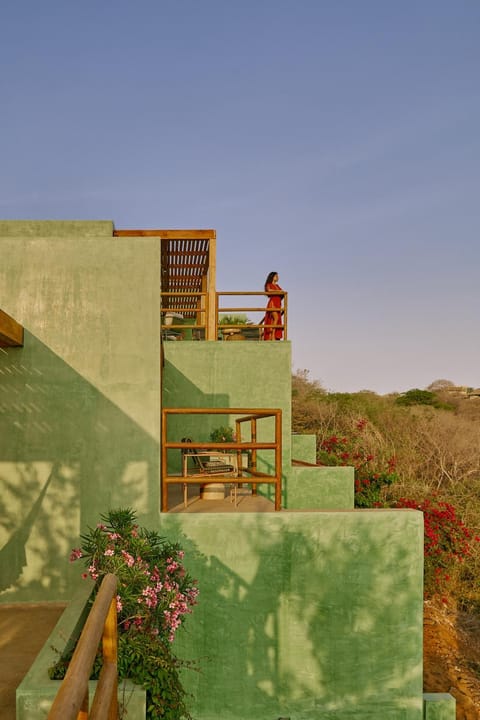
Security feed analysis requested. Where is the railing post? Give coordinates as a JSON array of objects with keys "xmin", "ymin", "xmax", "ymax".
[
  {"xmin": 161, "ymin": 409, "xmax": 168, "ymax": 512},
  {"xmin": 206, "ymin": 235, "xmax": 216, "ymax": 340},
  {"xmin": 275, "ymin": 410, "xmax": 282, "ymax": 511},
  {"xmin": 48, "ymin": 574, "xmax": 118, "ymax": 720}
]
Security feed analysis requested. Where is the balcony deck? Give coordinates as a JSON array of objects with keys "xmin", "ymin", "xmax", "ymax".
[{"xmin": 167, "ymin": 482, "xmax": 276, "ymax": 513}]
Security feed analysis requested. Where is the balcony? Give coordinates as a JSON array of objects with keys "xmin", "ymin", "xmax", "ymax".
[
  {"xmin": 160, "ymin": 290, "xmax": 288, "ymax": 342},
  {"xmin": 161, "ymin": 407, "xmax": 282, "ymax": 512},
  {"xmin": 113, "ymin": 227, "xmax": 287, "ymax": 341}
]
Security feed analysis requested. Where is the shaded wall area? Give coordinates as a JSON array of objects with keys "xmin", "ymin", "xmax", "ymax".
[
  {"xmin": 163, "ymin": 510, "xmax": 425, "ymax": 720},
  {"xmin": 0, "ymin": 223, "xmax": 161, "ymax": 601},
  {"xmin": 162, "ymin": 342, "xmax": 292, "ymax": 498}
]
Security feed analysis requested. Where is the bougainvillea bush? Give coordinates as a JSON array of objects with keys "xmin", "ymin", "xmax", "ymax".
[
  {"xmin": 55, "ymin": 508, "xmax": 199, "ymax": 720},
  {"xmin": 317, "ymin": 417, "xmax": 480, "ymax": 604},
  {"xmin": 318, "ymin": 418, "xmax": 398, "ymax": 507},
  {"xmin": 394, "ymin": 497, "xmax": 480, "ymax": 599}
]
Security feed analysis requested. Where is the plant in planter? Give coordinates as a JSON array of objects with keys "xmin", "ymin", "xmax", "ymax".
[
  {"xmin": 53, "ymin": 508, "xmax": 199, "ymax": 720},
  {"xmin": 209, "ymin": 425, "xmax": 235, "ymax": 443}
]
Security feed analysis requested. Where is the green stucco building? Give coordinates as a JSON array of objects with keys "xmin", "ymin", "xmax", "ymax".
[{"xmin": 0, "ymin": 221, "xmax": 452, "ymax": 718}]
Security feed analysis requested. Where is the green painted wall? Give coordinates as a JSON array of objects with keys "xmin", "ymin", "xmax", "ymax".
[
  {"xmin": 288, "ymin": 465, "xmax": 354, "ymax": 509},
  {"xmin": 162, "ymin": 341, "xmax": 292, "ymax": 495},
  {"xmin": 0, "ymin": 223, "xmax": 161, "ymax": 601},
  {"xmin": 20, "ymin": 509, "xmax": 427, "ymax": 720},
  {"xmin": 423, "ymin": 694, "xmax": 456, "ymax": 719},
  {"xmin": 291, "ymin": 433, "xmax": 317, "ymax": 463},
  {"xmin": 162, "ymin": 510, "xmax": 424, "ymax": 720}
]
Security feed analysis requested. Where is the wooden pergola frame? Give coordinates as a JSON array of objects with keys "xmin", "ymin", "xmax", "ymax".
[{"xmin": 113, "ymin": 228, "xmax": 217, "ymax": 340}]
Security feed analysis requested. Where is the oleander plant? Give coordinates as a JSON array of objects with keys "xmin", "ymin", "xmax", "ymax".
[{"xmin": 53, "ymin": 508, "xmax": 199, "ymax": 720}]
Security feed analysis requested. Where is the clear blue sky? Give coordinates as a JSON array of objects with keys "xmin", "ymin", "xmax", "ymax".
[{"xmin": 1, "ymin": 1, "xmax": 479, "ymax": 394}]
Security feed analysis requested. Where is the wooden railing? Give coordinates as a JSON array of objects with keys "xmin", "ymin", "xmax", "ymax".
[
  {"xmin": 161, "ymin": 290, "xmax": 208, "ymax": 340},
  {"xmin": 216, "ymin": 291, "xmax": 288, "ymax": 341},
  {"xmin": 160, "ymin": 291, "xmax": 288, "ymax": 342},
  {"xmin": 161, "ymin": 407, "xmax": 282, "ymax": 511},
  {"xmin": 48, "ymin": 574, "xmax": 118, "ymax": 720}
]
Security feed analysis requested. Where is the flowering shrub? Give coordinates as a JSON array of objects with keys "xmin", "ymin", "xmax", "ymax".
[
  {"xmin": 394, "ymin": 497, "xmax": 480, "ymax": 596},
  {"xmin": 318, "ymin": 419, "xmax": 397, "ymax": 507},
  {"xmin": 63, "ymin": 508, "xmax": 199, "ymax": 719}
]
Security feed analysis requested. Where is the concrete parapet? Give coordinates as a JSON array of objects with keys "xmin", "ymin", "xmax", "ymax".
[
  {"xmin": 291, "ymin": 433, "xmax": 317, "ymax": 464},
  {"xmin": 423, "ymin": 693, "xmax": 456, "ymax": 719},
  {"xmin": 286, "ymin": 464, "xmax": 354, "ymax": 509}
]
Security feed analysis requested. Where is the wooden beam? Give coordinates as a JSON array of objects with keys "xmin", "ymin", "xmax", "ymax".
[
  {"xmin": 0, "ymin": 309, "xmax": 24, "ymax": 347},
  {"xmin": 113, "ymin": 229, "xmax": 216, "ymax": 239}
]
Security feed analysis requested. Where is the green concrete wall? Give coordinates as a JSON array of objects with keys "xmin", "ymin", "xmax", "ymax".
[
  {"xmin": 162, "ymin": 510, "xmax": 424, "ymax": 719},
  {"xmin": 0, "ymin": 220, "xmax": 114, "ymax": 237},
  {"xmin": 288, "ymin": 465, "xmax": 354, "ymax": 509},
  {"xmin": 162, "ymin": 341, "xmax": 292, "ymax": 493},
  {"xmin": 20, "ymin": 509, "xmax": 425, "ymax": 720},
  {"xmin": 292, "ymin": 433, "xmax": 317, "ymax": 463},
  {"xmin": 423, "ymin": 693, "xmax": 456, "ymax": 719},
  {"xmin": 0, "ymin": 222, "xmax": 161, "ymax": 602}
]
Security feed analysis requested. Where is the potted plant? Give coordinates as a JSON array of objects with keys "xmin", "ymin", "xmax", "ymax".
[
  {"xmin": 209, "ymin": 427, "xmax": 249, "ymax": 475},
  {"xmin": 209, "ymin": 426, "xmax": 235, "ymax": 444}
]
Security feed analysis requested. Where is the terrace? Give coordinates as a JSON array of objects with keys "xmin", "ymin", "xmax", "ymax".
[{"xmin": 114, "ymin": 228, "xmax": 288, "ymax": 341}]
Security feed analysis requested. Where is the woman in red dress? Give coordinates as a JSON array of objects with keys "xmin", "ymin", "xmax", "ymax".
[{"xmin": 263, "ymin": 271, "xmax": 284, "ymax": 340}]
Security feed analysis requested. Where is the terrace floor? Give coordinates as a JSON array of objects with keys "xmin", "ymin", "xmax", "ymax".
[
  {"xmin": 167, "ymin": 482, "xmax": 277, "ymax": 512},
  {"xmin": 0, "ymin": 603, "xmax": 66, "ymax": 720}
]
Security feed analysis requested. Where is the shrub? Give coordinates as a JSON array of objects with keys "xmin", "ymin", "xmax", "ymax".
[
  {"xmin": 209, "ymin": 425, "xmax": 235, "ymax": 443},
  {"xmin": 63, "ymin": 508, "xmax": 199, "ymax": 719},
  {"xmin": 394, "ymin": 497, "xmax": 480, "ymax": 597},
  {"xmin": 318, "ymin": 418, "xmax": 397, "ymax": 507}
]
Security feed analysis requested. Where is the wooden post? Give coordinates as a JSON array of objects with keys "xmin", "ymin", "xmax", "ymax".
[
  {"xmin": 206, "ymin": 234, "xmax": 216, "ymax": 340},
  {"xmin": 275, "ymin": 411, "xmax": 282, "ymax": 511},
  {"xmin": 161, "ymin": 410, "xmax": 168, "ymax": 512}
]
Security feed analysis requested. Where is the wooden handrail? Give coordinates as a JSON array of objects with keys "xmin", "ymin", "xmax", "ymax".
[
  {"xmin": 161, "ymin": 290, "xmax": 288, "ymax": 341},
  {"xmin": 48, "ymin": 574, "xmax": 118, "ymax": 720},
  {"xmin": 217, "ymin": 290, "xmax": 288, "ymax": 341}
]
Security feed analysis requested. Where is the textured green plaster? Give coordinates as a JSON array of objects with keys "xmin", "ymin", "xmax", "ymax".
[
  {"xmin": 0, "ymin": 228, "xmax": 161, "ymax": 601},
  {"xmin": 287, "ymin": 465, "xmax": 354, "ymax": 509},
  {"xmin": 423, "ymin": 694, "xmax": 456, "ymax": 720},
  {"xmin": 162, "ymin": 341, "xmax": 292, "ymax": 496},
  {"xmin": 16, "ymin": 579, "xmax": 145, "ymax": 720},
  {"xmin": 163, "ymin": 510, "xmax": 424, "ymax": 720},
  {"xmin": 291, "ymin": 433, "xmax": 317, "ymax": 463},
  {"xmin": 0, "ymin": 220, "xmax": 113, "ymax": 236}
]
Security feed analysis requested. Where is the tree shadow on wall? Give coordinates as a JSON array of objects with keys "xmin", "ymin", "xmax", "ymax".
[
  {"xmin": 0, "ymin": 333, "xmax": 160, "ymax": 601},
  {"xmin": 163, "ymin": 511, "xmax": 424, "ymax": 719}
]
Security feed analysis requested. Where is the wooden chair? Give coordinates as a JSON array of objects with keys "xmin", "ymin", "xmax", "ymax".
[{"xmin": 180, "ymin": 438, "xmax": 237, "ymax": 506}]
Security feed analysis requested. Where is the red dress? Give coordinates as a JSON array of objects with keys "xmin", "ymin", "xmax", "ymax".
[{"xmin": 264, "ymin": 282, "xmax": 284, "ymax": 340}]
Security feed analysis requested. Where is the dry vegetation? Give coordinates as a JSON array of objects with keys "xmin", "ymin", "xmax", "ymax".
[{"xmin": 292, "ymin": 371, "xmax": 480, "ymax": 718}]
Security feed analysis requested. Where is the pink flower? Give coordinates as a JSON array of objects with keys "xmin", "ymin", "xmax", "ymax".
[
  {"xmin": 121, "ymin": 550, "xmax": 135, "ymax": 567},
  {"xmin": 104, "ymin": 548, "xmax": 115, "ymax": 556},
  {"xmin": 69, "ymin": 548, "xmax": 83, "ymax": 562}
]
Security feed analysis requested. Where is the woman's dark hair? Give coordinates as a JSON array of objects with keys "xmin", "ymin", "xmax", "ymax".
[{"xmin": 264, "ymin": 271, "xmax": 278, "ymax": 291}]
